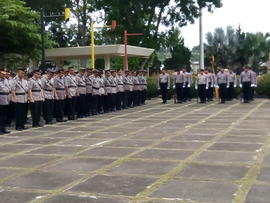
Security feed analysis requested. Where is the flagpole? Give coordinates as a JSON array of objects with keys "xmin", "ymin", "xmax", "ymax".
[{"xmin": 199, "ymin": 9, "xmax": 204, "ymax": 70}]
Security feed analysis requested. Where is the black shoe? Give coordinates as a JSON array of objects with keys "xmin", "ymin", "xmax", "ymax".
[
  {"xmin": 16, "ymin": 127, "xmax": 23, "ymax": 131},
  {"xmin": 1, "ymin": 129, "xmax": 10, "ymax": 134}
]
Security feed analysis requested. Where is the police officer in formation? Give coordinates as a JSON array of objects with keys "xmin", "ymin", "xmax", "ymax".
[
  {"xmin": 0, "ymin": 67, "xmax": 148, "ymax": 132},
  {"xmin": 158, "ymin": 69, "xmax": 170, "ymax": 104},
  {"xmin": 0, "ymin": 69, "xmax": 10, "ymax": 134},
  {"xmin": 240, "ymin": 66, "xmax": 257, "ymax": 103}
]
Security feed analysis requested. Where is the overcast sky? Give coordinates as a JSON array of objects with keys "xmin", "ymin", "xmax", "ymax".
[{"xmin": 181, "ymin": 0, "xmax": 270, "ymax": 49}]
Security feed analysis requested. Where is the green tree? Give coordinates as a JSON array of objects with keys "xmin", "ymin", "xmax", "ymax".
[
  {"xmin": 163, "ymin": 29, "xmax": 191, "ymax": 70},
  {"xmin": 0, "ymin": 0, "xmax": 43, "ymax": 66}
]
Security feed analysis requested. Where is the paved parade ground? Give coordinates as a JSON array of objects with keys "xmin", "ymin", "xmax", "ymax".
[{"xmin": 0, "ymin": 99, "xmax": 270, "ymax": 203}]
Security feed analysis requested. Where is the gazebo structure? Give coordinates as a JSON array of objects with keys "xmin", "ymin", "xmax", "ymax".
[{"xmin": 45, "ymin": 44, "xmax": 154, "ymax": 70}]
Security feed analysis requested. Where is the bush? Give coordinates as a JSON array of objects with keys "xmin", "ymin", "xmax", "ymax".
[{"xmin": 257, "ymin": 74, "xmax": 270, "ymax": 98}]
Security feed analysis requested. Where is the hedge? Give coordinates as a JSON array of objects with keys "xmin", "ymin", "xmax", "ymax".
[{"xmin": 147, "ymin": 74, "xmax": 270, "ymax": 99}]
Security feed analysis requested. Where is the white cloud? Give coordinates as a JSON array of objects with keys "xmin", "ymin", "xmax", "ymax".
[{"xmin": 181, "ymin": 0, "xmax": 270, "ymax": 49}]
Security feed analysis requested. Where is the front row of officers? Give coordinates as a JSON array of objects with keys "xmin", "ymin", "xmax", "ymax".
[
  {"xmin": 158, "ymin": 66, "xmax": 257, "ymax": 104},
  {"xmin": 0, "ymin": 68, "xmax": 147, "ymax": 134}
]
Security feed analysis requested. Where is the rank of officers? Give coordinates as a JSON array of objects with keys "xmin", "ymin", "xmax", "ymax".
[
  {"xmin": 158, "ymin": 66, "xmax": 257, "ymax": 104},
  {"xmin": 0, "ymin": 67, "xmax": 148, "ymax": 134}
]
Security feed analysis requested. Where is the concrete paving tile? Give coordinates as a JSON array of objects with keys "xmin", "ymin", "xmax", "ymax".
[
  {"xmin": 44, "ymin": 195, "xmax": 128, "ymax": 203},
  {"xmin": 105, "ymin": 140, "xmax": 153, "ymax": 148},
  {"xmin": 28, "ymin": 146, "xmax": 85, "ymax": 155},
  {"xmin": 0, "ymin": 155, "xmax": 59, "ymax": 168},
  {"xmin": 196, "ymin": 151, "xmax": 257, "ymax": 164},
  {"xmin": 155, "ymin": 141, "xmax": 205, "ymax": 150},
  {"xmin": 150, "ymin": 180, "xmax": 238, "ymax": 203},
  {"xmin": 0, "ymin": 190, "xmax": 46, "ymax": 203},
  {"xmin": 78, "ymin": 147, "xmax": 136, "ymax": 158},
  {"xmin": 44, "ymin": 158, "xmax": 115, "ymax": 172},
  {"xmin": 15, "ymin": 137, "xmax": 64, "ymax": 145},
  {"xmin": 246, "ymin": 184, "xmax": 270, "ymax": 203},
  {"xmin": 208, "ymin": 142, "xmax": 262, "ymax": 152},
  {"xmin": 0, "ymin": 168, "xmax": 22, "ymax": 179},
  {"xmin": 219, "ymin": 136, "xmax": 265, "ymax": 143},
  {"xmin": 2, "ymin": 171, "xmax": 81, "ymax": 190},
  {"xmin": 0, "ymin": 144, "xmax": 38, "ymax": 154},
  {"xmin": 108, "ymin": 160, "xmax": 178, "ymax": 176},
  {"xmin": 177, "ymin": 163, "xmax": 249, "ymax": 180},
  {"xmin": 70, "ymin": 175, "xmax": 157, "ymax": 196},
  {"xmin": 58, "ymin": 138, "xmax": 107, "ymax": 147},
  {"xmin": 170, "ymin": 135, "xmax": 215, "ymax": 141},
  {"xmin": 257, "ymin": 167, "xmax": 270, "ymax": 183},
  {"xmin": 132, "ymin": 149, "xmax": 193, "ymax": 161}
]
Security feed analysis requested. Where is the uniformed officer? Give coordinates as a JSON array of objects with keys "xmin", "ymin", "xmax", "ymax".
[
  {"xmin": 91, "ymin": 69, "xmax": 100, "ymax": 115},
  {"xmin": 123, "ymin": 70, "xmax": 130, "ymax": 109},
  {"xmin": 104, "ymin": 70, "xmax": 112, "ymax": 113},
  {"xmin": 85, "ymin": 69, "xmax": 93, "ymax": 116},
  {"xmin": 10, "ymin": 68, "xmax": 29, "ymax": 130},
  {"xmin": 5, "ymin": 70, "xmax": 14, "ymax": 127},
  {"xmin": 183, "ymin": 68, "xmax": 193, "ymax": 102},
  {"xmin": 204, "ymin": 69, "xmax": 214, "ymax": 102},
  {"xmin": 195, "ymin": 69, "xmax": 208, "ymax": 104},
  {"xmin": 116, "ymin": 70, "xmax": 124, "ymax": 110},
  {"xmin": 216, "ymin": 67, "xmax": 229, "ymax": 103},
  {"xmin": 76, "ymin": 68, "xmax": 87, "ymax": 118},
  {"xmin": 249, "ymin": 67, "xmax": 257, "ymax": 101},
  {"xmin": 98, "ymin": 70, "xmax": 105, "ymax": 114},
  {"xmin": 173, "ymin": 69, "xmax": 184, "ymax": 103},
  {"xmin": 132, "ymin": 71, "xmax": 140, "ymax": 106},
  {"xmin": 227, "ymin": 69, "xmax": 237, "ymax": 101},
  {"xmin": 110, "ymin": 70, "xmax": 118, "ymax": 111},
  {"xmin": 53, "ymin": 68, "xmax": 66, "ymax": 122},
  {"xmin": 0, "ymin": 69, "xmax": 10, "ymax": 134},
  {"xmin": 28, "ymin": 69, "xmax": 44, "ymax": 127},
  {"xmin": 127, "ymin": 71, "xmax": 134, "ymax": 108},
  {"xmin": 240, "ymin": 66, "xmax": 253, "ymax": 103},
  {"xmin": 41, "ymin": 69, "xmax": 56, "ymax": 124},
  {"xmin": 141, "ymin": 70, "xmax": 147, "ymax": 105},
  {"xmin": 65, "ymin": 67, "xmax": 78, "ymax": 120},
  {"xmin": 137, "ymin": 70, "xmax": 144, "ymax": 106},
  {"xmin": 158, "ymin": 69, "xmax": 170, "ymax": 104}
]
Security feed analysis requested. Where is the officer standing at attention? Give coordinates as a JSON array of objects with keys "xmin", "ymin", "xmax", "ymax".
[
  {"xmin": 41, "ymin": 69, "xmax": 56, "ymax": 124},
  {"xmin": 28, "ymin": 69, "xmax": 44, "ymax": 127},
  {"xmin": 227, "ymin": 68, "xmax": 237, "ymax": 101},
  {"xmin": 140, "ymin": 70, "xmax": 147, "ymax": 105},
  {"xmin": 249, "ymin": 67, "xmax": 257, "ymax": 101},
  {"xmin": 123, "ymin": 70, "xmax": 130, "ymax": 109},
  {"xmin": 10, "ymin": 68, "xmax": 29, "ymax": 130},
  {"xmin": 91, "ymin": 69, "xmax": 100, "ymax": 115},
  {"xmin": 110, "ymin": 70, "xmax": 118, "ymax": 111},
  {"xmin": 216, "ymin": 67, "xmax": 229, "ymax": 104},
  {"xmin": 183, "ymin": 68, "xmax": 192, "ymax": 102},
  {"xmin": 85, "ymin": 69, "xmax": 93, "ymax": 116},
  {"xmin": 65, "ymin": 67, "xmax": 78, "ymax": 120},
  {"xmin": 53, "ymin": 68, "xmax": 66, "ymax": 122},
  {"xmin": 0, "ymin": 69, "xmax": 10, "ymax": 134},
  {"xmin": 132, "ymin": 71, "xmax": 140, "ymax": 107},
  {"xmin": 104, "ymin": 70, "xmax": 112, "ymax": 113},
  {"xmin": 116, "ymin": 70, "xmax": 124, "ymax": 110},
  {"xmin": 240, "ymin": 66, "xmax": 253, "ymax": 103},
  {"xmin": 98, "ymin": 70, "xmax": 105, "ymax": 114},
  {"xmin": 173, "ymin": 69, "xmax": 184, "ymax": 103},
  {"xmin": 76, "ymin": 68, "xmax": 87, "ymax": 118},
  {"xmin": 195, "ymin": 69, "xmax": 208, "ymax": 104},
  {"xmin": 204, "ymin": 69, "xmax": 214, "ymax": 102},
  {"xmin": 158, "ymin": 69, "xmax": 170, "ymax": 104}
]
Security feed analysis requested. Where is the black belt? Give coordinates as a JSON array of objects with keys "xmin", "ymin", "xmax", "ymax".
[
  {"xmin": 44, "ymin": 89, "xmax": 52, "ymax": 92},
  {"xmin": 92, "ymin": 87, "xmax": 99, "ymax": 90},
  {"xmin": 86, "ymin": 84, "xmax": 92, "ymax": 86},
  {"xmin": 0, "ymin": 92, "xmax": 9, "ymax": 95},
  {"xmin": 56, "ymin": 88, "xmax": 65, "ymax": 91},
  {"xmin": 16, "ymin": 93, "xmax": 26, "ymax": 95},
  {"xmin": 78, "ymin": 85, "xmax": 86, "ymax": 87},
  {"xmin": 68, "ymin": 85, "xmax": 76, "ymax": 88},
  {"xmin": 32, "ymin": 90, "xmax": 41, "ymax": 92},
  {"xmin": 134, "ymin": 84, "xmax": 141, "ymax": 86}
]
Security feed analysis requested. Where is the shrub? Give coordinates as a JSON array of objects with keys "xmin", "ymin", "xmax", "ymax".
[{"xmin": 257, "ymin": 74, "xmax": 270, "ymax": 98}]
